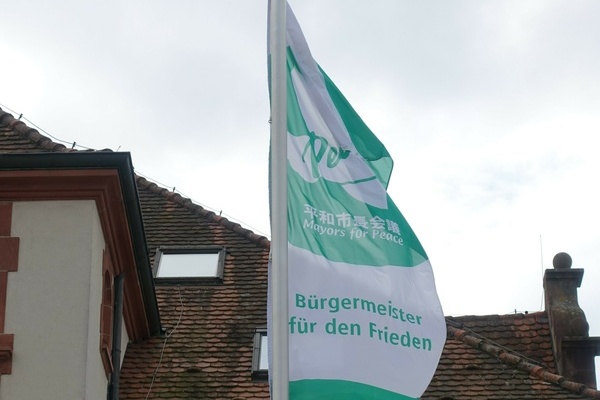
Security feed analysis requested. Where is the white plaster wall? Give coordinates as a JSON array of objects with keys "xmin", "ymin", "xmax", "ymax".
[
  {"xmin": 1, "ymin": 200, "xmax": 108, "ymax": 400},
  {"xmin": 85, "ymin": 203, "xmax": 109, "ymax": 399}
]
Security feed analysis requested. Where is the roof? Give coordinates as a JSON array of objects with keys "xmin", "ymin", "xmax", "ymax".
[
  {"xmin": 1, "ymin": 106, "xmax": 598, "ymax": 399},
  {"xmin": 428, "ymin": 313, "xmax": 600, "ymax": 399},
  {"xmin": 120, "ymin": 175, "xmax": 270, "ymax": 399}
]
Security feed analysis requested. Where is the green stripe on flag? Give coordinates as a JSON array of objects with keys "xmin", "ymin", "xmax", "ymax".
[
  {"xmin": 287, "ymin": 164, "xmax": 427, "ymax": 267},
  {"xmin": 290, "ymin": 379, "xmax": 418, "ymax": 400},
  {"xmin": 286, "ymin": 48, "xmax": 311, "ymax": 139}
]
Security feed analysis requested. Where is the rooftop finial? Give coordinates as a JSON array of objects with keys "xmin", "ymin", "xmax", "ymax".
[{"xmin": 553, "ymin": 252, "xmax": 572, "ymax": 269}]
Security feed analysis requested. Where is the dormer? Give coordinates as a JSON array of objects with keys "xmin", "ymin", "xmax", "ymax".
[{"xmin": 0, "ymin": 152, "xmax": 161, "ymax": 399}]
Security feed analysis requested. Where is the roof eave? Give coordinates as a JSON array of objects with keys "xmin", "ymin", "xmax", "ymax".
[{"xmin": 0, "ymin": 152, "xmax": 162, "ymax": 337}]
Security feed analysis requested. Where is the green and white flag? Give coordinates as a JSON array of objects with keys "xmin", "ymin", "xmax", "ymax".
[{"xmin": 270, "ymin": 3, "xmax": 445, "ymax": 399}]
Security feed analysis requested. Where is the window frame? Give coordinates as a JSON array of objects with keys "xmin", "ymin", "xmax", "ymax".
[
  {"xmin": 153, "ymin": 246, "xmax": 226, "ymax": 284},
  {"xmin": 251, "ymin": 328, "xmax": 268, "ymax": 380}
]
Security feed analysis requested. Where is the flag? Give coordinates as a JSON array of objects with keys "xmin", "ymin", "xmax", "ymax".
[{"xmin": 269, "ymin": 2, "xmax": 446, "ymax": 399}]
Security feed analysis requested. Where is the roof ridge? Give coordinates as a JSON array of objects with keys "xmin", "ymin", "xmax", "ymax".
[
  {"xmin": 447, "ymin": 310, "xmax": 546, "ymax": 321},
  {"xmin": 447, "ymin": 324, "xmax": 600, "ymax": 399},
  {"xmin": 0, "ymin": 108, "xmax": 70, "ymax": 153},
  {"xmin": 135, "ymin": 175, "xmax": 271, "ymax": 249}
]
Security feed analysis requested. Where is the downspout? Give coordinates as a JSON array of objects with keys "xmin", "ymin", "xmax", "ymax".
[{"xmin": 108, "ymin": 273, "xmax": 124, "ymax": 400}]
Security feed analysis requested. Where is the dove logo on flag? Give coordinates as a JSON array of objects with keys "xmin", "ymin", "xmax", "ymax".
[{"xmin": 287, "ymin": 66, "xmax": 389, "ymax": 210}]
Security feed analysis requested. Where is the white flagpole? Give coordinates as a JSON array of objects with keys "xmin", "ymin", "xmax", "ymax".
[{"xmin": 269, "ymin": 0, "xmax": 288, "ymax": 399}]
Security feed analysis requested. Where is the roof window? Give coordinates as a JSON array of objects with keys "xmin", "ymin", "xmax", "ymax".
[
  {"xmin": 154, "ymin": 246, "xmax": 225, "ymax": 283},
  {"xmin": 252, "ymin": 329, "xmax": 268, "ymax": 380}
]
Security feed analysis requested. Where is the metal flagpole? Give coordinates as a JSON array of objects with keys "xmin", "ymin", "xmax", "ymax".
[{"xmin": 269, "ymin": 0, "xmax": 288, "ymax": 399}]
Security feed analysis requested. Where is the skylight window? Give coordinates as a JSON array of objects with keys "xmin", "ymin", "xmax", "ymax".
[
  {"xmin": 252, "ymin": 329, "xmax": 268, "ymax": 379},
  {"xmin": 259, "ymin": 334, "xmax": 268, "ymax": 370},
  {"xmin": 154, "ymin": 246, "xmax": 225, "ymax": 281}
]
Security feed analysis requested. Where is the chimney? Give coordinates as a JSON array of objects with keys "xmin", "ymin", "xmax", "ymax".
[{"xmin": 544, "ymin": 252, "xmax": 600, "ymax": 388}]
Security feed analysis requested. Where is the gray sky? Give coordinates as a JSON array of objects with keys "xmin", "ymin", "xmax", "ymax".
[{"xmin": 2, "ymin": 0, "xmax": 599, "ymax": 370}]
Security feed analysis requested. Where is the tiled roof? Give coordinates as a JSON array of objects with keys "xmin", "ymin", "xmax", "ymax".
[
  {"xmin": 0, "ymin": 111, "xmax": 67, "ymax": 153},
  {"xmin": 120, "ymin": 175, "xmax": 270, "ymax": 399},
  {"xmin": 425, "ymin": 313, "xmax": 600, "ymax": 399},
  {"xmin": 1, "ymin": 106, "xmax": 598, "ymax": 399},
  {"xmin": 0, "ymin": 107, "xmax": 269, "ymax": 250},
  {"xmin": 136, "ymin": 176, "xmax": 270, "ymax": 251}
]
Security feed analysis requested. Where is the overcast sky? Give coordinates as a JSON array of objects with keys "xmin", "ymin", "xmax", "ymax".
[{"xmin": 2, "ymin": 0, "xmax": 599, "ymax": 368}]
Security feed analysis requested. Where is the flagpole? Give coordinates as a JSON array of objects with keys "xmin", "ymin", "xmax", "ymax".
[{"xmin": 269, "ymin": 0, "xmax": 288, "ymax": 399}]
